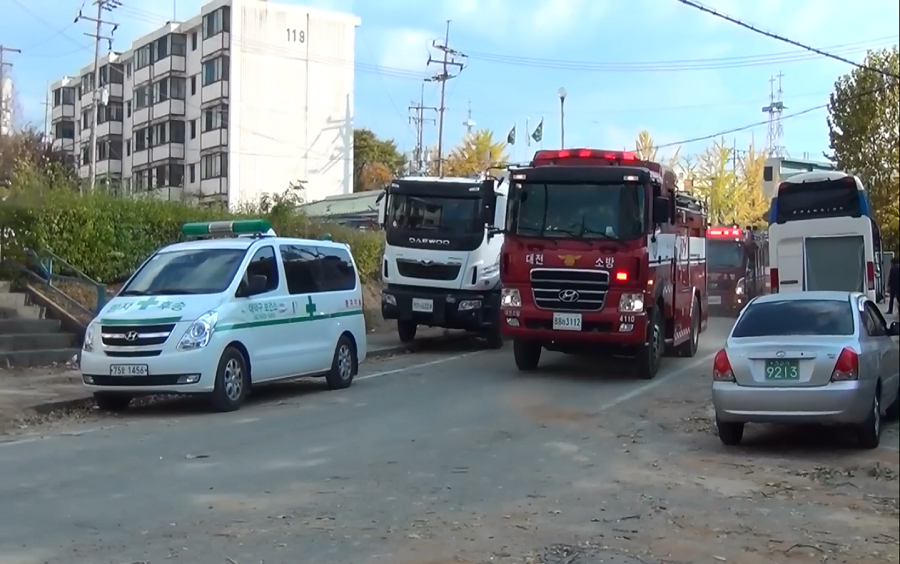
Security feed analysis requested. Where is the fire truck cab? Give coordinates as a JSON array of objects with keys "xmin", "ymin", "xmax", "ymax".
[
  {"xmin": 706, "ymin": 226, "xmax": 769, "ymax": 313},
  {"xmin": 499, "ymin": 149, "xmax": 709, "ymax": 379}
]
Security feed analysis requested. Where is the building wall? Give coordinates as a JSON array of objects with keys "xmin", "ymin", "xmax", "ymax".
[{"xmin": 48, "ymin": 0, "xmax": 358, "ymax": 209}]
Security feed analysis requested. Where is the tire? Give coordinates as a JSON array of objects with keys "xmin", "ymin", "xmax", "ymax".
[
  {"xmin": 637, "ymin": 307, "xmax": 664, "ymax": 380},
  {"xmin": 93, "ymin": 392, "xmax": 132, "ymax": 412},
  {"xmin": 513, "ymin": 339, "xmax": 541, "ymax": 371},
  {"xmin": 210, "ymin": 346, "xmax": 249, "ymax": 412},
  {"xmin": 677, "ymin": 297, "xmax": 700, "ymax": 358},
  {"xmin": 856, "ymin": 391, "xmax": 882, "ymax": 449},
  {"xmin": 325, "ymin": 334, "xmax": 357, "ymax": 390},
  {"xmin": 716, "ymin": 418, "xmax": 744, "ymax": 446},
  {"xmin": 397, "ymin": 320, "xmax": 417, "ymax": 344}
]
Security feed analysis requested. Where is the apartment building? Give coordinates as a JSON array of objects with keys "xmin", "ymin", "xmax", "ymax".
[{"xmin": 49, "ymin": 0, "xmax": 360, "ymax": 208}]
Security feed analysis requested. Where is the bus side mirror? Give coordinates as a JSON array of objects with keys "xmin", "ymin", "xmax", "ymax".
[{"xmin": 653, "ymin": 197, "xmax": 670, "ymax": 225}]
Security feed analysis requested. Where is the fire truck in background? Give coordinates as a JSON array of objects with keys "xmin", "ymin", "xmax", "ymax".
[
  {"xmin": 706, "ymin": 226, "xmax": 769, "ymax": 313},
  {"xmin": 499, "ymin": 149, "xmax": 709, "ymax": 380}
]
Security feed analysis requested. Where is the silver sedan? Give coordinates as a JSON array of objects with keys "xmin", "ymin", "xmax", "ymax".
[{"xmin": 711, "ymin": 291, "xmax": 900, "ymax": 449}]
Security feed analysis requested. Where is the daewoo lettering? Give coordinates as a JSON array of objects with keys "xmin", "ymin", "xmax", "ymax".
[{"xmin": 409, "ymin": 237, "xmax": 451, "ymax": 245}]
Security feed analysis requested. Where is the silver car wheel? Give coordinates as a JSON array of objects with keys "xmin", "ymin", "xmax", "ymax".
[
  {"xmin": 223, "ymin": 358, "xmax": 244, "ymax": 401},
  {"xmin": 337, "ymin": 344, "xmax": 353, "ymax": 380}
]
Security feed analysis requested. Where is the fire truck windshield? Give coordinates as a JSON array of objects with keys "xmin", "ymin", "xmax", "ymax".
[
  {"xmin": 707, "ymin": 240, "xmax": 745, "ymax": 269},
  {"xmin": 513, "ymin": 183, "xmax": 645, "ymax": 240},
  {"xmin": 388, "ymin": 194, "xmax": 481, "ymax": 235}
]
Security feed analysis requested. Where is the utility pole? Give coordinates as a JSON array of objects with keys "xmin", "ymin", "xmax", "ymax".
[
  {"xmin": 42, "ymin": 83, "xmax": 52, "ymax": 142},
  {"xmin": 426, "ymin": 20, "xmax": 465, "ymax": 177},
  {"xmin": 463, "ymin": 100, "xmax": 475, "ymax": 135},
  {"xmin": 78, "ymin": 0, "xmax": 119, "ymax": 194},
  {"xmin": 408, "ymin": 82, "xmax": 436, "ymax": 174},
  {"xmin": 0, "ymin": 45, "xmax": 21, "ymax": 137}
]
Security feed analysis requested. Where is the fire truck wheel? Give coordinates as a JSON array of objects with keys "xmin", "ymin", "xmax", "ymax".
[
  {"xmin": 513, "ymin": 339, "xmax": 541, "ymax": 371},
  {"xmin": 637, "ymin": 308, "xmax": 663, "ymax": 380},
  {"xmin": 677, "ymin": 297, "xmax": 700, "ymax": 358},
  {"xmin": 397, "ymin": 320, "xmax": 417, "ymax": 344}
]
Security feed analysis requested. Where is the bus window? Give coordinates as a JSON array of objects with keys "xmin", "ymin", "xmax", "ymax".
[{"xmin": 775, "ymin": 177, "xmax": 861, "ymax": 223}]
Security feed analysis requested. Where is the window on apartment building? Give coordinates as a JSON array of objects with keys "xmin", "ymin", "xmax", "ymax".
[
  {"xmin": 190, "ymin": 75, "xmax": 196, "ymax": 96},
  {"xmin": 154, "ymin": 36, "xmax": 169, "ymax": 62},
  {"xmin": 99, "ymin": 102, "xmax": 124, "ymax": 124},
  {"xmin": 172, "ymin": 34, "xmax": 187, "ymax": 56},
  {"xmin": 63, "ymin": 88, "xmax": 75, "ymax": 105},
  {"xmin": 126, "ymin": 62, "xmax": 132, "ymax": 78},
  {"xmin": 133, "ymin": 168, "xmax": 147, "ymax": 190},
  {"xmin": 170, "ymin": 77, "xmax": 186, "ymax": 100},
  {"xmin": 53, "ymin": 89, "xmax": 61, "ymax": 107},
  {"xmin": 202, "ymin": 6, "xmax": 231, "ymax": 39},
  {"xmin": 54, "ymin": 121, "xmax": 75, "ymax": 140},
  {"xmin": 191, "ymin": 32, "xmax": 198, "ymax": 51},
  {"xmin": 201, "ymin": 152, "xmax": 227, "ymax": 179},
  {"xmin": 202, "ymin": 103, "xmax": 228, "ymax": 132},
  {"xmin": 134, "ymin": 85, "xmax": 150, "ymax": 109},
  {"xmin": 81, "ymin": 73, "xmax": 94, "ymax": 94},
  {"xmin": 81, "ymin": 145, "xmax": 90, "ymax": 166},
  {"xmin": 126, "ymin": 139, "xmax": 131, "ymax": 156},
  {"xmin": 152, "ymin": 123, "xmax": 168, "ymax": 146},
  {"xmin": 190, "ymin": 119, "xmax": 197, "ymax": 139},
  {"xmin": 134, "ymin": 45, "xmax": 152, "ymax": 69},
  {"xmin": 189, "ymin": 163, "xmax": 196, "ymax": 183},
  {"xmin": 126, "ymin": 100, "xmax": 132, "ymax": 117},
  {"xmin": 134, "ymin": 127, "xmax": 147, "ymax": 151},
  {"xmin": 170, "ymin": 121, "xmax": 186, "ymax": 144},
  {"xmin": 202, "ymin": 56, "xmax": 229, "ymax": 86},
  {"xmin": 154, "ymin": 79, "xmax": 168, "ymax": 103},
  {"xmin": 81, "ymin": 110, "xmax": 92, "ymax": 130},
  {"xmin": 109, "ymin": 64, "xmax": 125, "ymax": 84}
]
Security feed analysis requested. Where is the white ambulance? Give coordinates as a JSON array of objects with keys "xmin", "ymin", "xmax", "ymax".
[{"xmin": 80, "ymin": 219, "xmax": 367, "ymax": 412}]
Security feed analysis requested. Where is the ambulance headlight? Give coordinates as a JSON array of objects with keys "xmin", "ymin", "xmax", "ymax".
[{"xmin": 177, "ymin": 311, "xmax": 218, "ymax": 351}]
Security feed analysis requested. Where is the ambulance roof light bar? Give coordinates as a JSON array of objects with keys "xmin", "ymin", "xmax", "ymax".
[
  {"xmin": 707, "ymin": 227, "xmax": 743, "ymax": 238},
  {"xmin": 182, "ymin": 219, "xmax": 274, "ymax": 238},
  {"xmin": 532, "ymin": 149, "xmax": 638, "ymax": 162}
]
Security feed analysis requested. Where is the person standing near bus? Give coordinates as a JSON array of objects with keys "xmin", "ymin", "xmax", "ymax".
[{"xmin": 889, "ymin": 257, "xmax": 899, "ymax": 314}]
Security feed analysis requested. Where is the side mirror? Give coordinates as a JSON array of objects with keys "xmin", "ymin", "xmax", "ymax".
[
  {"xmin": 652, "ymin": 197, "xmax": 671, "ymax": 225},
  {"xmin": 889, "ymin": 322, "xmax": 899, "ymax": 337},
  {"xmin": 238, "ymin": 274, "xmax": 268, "ymax": 297}
]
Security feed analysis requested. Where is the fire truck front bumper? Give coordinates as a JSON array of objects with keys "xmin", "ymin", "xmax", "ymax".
[{"xmin": 500, "ymin": 305, "xmax": 648, "ymax": 348}]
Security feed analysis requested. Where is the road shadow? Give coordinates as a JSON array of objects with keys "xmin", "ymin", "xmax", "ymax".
[{"xmin": 517, "ymin": 351, "xmax": 654, "ymax": 383}]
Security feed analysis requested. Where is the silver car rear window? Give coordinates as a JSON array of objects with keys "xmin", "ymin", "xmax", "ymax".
[{"xmin": 732, "ymin": 299, "xmax": 855, "ymax": 337}]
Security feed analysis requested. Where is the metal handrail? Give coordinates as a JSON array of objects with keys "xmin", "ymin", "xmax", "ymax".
[{"xmin": 22, "ymin": 248, "xmax": 108, "ymax": 313}]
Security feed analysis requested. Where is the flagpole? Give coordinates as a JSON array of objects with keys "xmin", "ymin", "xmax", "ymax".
[
  {"xmin": 514, "ymin": 120, "xmax": 517, "ymax": 163},
  {"xmin": 540, "ymin": 115, "xmax": 544, "ymax": 149},
  {"xmin": 525, "ymin": 117, "xmax": 530, "ymax": 161}
]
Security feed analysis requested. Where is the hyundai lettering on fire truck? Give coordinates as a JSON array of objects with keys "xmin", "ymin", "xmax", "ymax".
[
  {"xmin": 706, "ymin": 227, "xmax": 768, "ymax": 312},
  {"xmin": 499, "ymin": 149, "xmax": 709, "ymax": 379}
]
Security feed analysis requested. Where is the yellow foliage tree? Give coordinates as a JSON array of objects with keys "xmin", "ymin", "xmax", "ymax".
[
  {"xmin": 634, "ymin": 130, "xmax": 681, "ymax": 167},
  {"xmin": 733, "ymin": 143, "xmax": 770, "ymax": 226},
  {"xmin": 693, "ymin": 139, "xmax": 737, "ymax": 226},
  {"xmin": 442, "ymin": 129, "xmax": 509, "ymax": 177},
  {"xmin": 357, "ymin": 161, "xmax": 393, "ymax": 192}
]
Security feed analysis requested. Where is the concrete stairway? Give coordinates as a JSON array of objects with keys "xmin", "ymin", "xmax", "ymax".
[{"xmin": 0, "ymin": 281, "xmax": 81, "ymax": 368}]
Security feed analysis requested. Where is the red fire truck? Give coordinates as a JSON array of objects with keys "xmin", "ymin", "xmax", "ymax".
[
  {"xmin": 499, "ymin": 149, "xmax": 709, "ymax": 379},
  {"xmin": 706, "ymin": 226, "xmax": 768, "ymax": 313}
]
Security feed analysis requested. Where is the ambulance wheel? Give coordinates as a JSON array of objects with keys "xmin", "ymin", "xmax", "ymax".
[
  {"xmin": 93, "ymin": 392, "xmax": 132, "ymax": 412},
  {"xmin": 677, "ymin": 297, "xmax": 700, "ymax": 358},
  {"xmin": 513, "ymin": 339, "xmax": 541, "ymax": 371},
  {"xmin": 637, "ymin": 308, "xmax": 663, "ymax": 380},
  {"xmin": 397, "ymin": 320, "xmax": 417, "ymax": 344},
  {"xmin": 325, "ymin": 334, "xmax": 357, "ymax": 390},
  {"xmin": 211, "ymin": 346, "xmax": 249, "ymax": 412}
]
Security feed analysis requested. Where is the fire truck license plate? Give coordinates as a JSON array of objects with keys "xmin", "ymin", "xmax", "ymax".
[
  {"xmin": 552, "ymin": 312, "xmax": 582, "ymax": 331},
  {"xmin": 708, "ymin": 296, "xmax": 722, "ymax": 305}
]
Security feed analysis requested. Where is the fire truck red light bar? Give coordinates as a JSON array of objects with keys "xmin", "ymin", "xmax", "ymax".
[
  {"xmin": 533, "ymin": 149, "xmax": 640, "ymax": 161},
  {"xmin": 707, "ymin": 228, "xmax": 742, "ymax": 237}
]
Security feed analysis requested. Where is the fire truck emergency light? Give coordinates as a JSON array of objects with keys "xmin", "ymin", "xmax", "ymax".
[
  {"xmin": 533, "ymin": 149, "xmax": 638, "ymax": 162},
  {"xmin": 707, "ymin": 227, "xmax": 742, "ymax": 238}
]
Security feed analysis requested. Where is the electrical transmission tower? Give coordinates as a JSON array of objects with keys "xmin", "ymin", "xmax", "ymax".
[
  {"xmin": 408, "ymin": 83, "xmax": 436, "ymax": 175},
  {"xmin": 426, "ymin": 20, "xmax": 465, "ymax": 176},
  {"xmin": 761, "ymin": 72, "xmax": 786, "ymax": 158},
  {"xmin": 0, "ymin": 45, "xmax": 21, "ymax": 137},
  {"xmin": 77, "ymin": 0, "xmax": 119, "ymax": 194}
]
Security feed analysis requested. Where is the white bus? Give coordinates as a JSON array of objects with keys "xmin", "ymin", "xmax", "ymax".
[{"xmin": 768, "ymin": 171, "xmax": 884, "ymax": 302}]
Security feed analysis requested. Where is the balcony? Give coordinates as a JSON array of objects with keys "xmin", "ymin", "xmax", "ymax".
[
  {"xmin": 51, "ymin": 105, "xmax": 75, "ymax": 121},
  {"xmin": 97, "ymin": 121, "xmax": 124, "ymax": 137},
  {"xmin": 132, "ymin": 106, "xmax": 150, "ymax": 125},
  {"xmin": 132, "ymin": 149, "xmax": 149, "ymax": 167},
  {"xmin": 105, "ymin": 83, "xmax": 125, "ymax": 99},
  {"xmin": 202, "ymin": 32, "xmax": 229, "ymax": 57},
  {"xmin": 52, "ymin": 138, "xmax": 75, "ymax": 152},
  {"xmin": 154, "ymin": 99, "xmax": 186, "ymax": 118},
  {"xmin": 80, "ymin": 89, "xmax": 94, "ymax": 108},
  {"xmin": 96, "ymin": 159, "xmax": 123, "ymax": 176},
  {"xmin": 148, "ymin": 186, "xmax": 186, "ymax": 202},
  {"xmin": 133, "ymin": 65, "xmax": 150, "ymax": 86},
  {"xmin": 200, "ymin": 177, "xmax": 228, "ymax": 198},
  {"xmin": 151, "ymin": 143, "xmax": 185, "ymax": 163},
  {"xmin": 201, "ymin": 80, "xmax": 228, "ymax": 104},
  {"xmin": 153, "ymin": 55, "xmax": 186, "ymax": 77},
  {"xmin": 201, "ymin": 128, "xmax": 227, "ymax": 149}
]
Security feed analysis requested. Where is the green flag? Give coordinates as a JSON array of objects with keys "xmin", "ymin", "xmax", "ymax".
[
  {"xmin": 507, "ymin": 124, "xmax": 516, "ymax": 145},
  {"xmin": 531, "ymin": 119, "xmax": 543, "ymax": 143}
]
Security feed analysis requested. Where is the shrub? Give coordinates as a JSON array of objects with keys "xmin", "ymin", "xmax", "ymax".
[{"xmin": 0, "ymin": 192, "xmax": 383, "ymax": 284}]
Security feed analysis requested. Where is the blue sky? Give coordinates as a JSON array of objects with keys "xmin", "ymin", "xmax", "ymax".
[{"xmin": 4, "ymin": 0, "xmax": 899, "ymax": 163}]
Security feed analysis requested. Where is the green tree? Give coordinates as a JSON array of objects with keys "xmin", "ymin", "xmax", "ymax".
[
  {"xmin": 443, "ymin": 129, "xmax": 509, "ymax": 177},
  {"xmin": 0, "ymin": 127, "xmax": 78, "ymax": 201},
  {"xmin": 353, "ymin": 128, "xmax": 405, "ymax": 192},
  {"xmin": 826, "ymin": 46, "xmax": 900, "ymax": 251}
]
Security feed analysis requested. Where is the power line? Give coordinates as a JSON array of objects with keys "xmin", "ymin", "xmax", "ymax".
[
  {"xmin": 673, "ymin": 0, "xmax": 900, "ymax": 80},
  {"xmin": 11, "ymin": 0, "xmax": 90, "ymax": 50},
  {"xmin": 409, "ymin": 83, "xmax": 436, "ymax": 174},
  {"xmin": 463, "ymin": 36, "xmax": 897, "ymax": 72},
  {"xmin": 653, "ymin": 84, "xmax": 892, "ymax": 151},
  {"xmin": 426, "ymin": 20, "xmax": 466, "ymax": 176}
]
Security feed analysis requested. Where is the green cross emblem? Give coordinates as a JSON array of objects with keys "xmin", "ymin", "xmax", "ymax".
[
  {"xmin": 136, "ymin": 297, "xmax": 160, "ymax": 310},
  {"xmin": 305, "ymin": 296, "xmax": 317, "ymax": 316}
]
